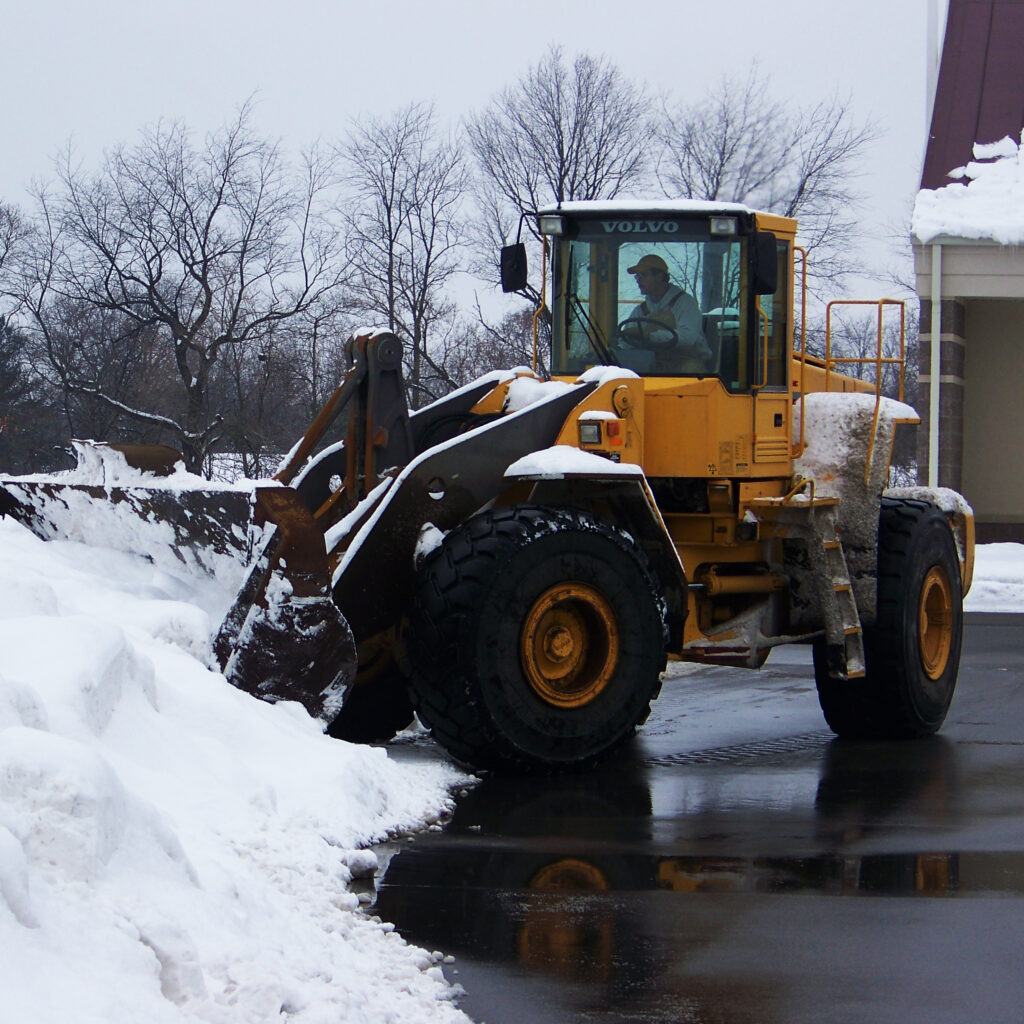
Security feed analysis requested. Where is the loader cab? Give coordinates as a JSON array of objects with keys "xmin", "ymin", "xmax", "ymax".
[{"xmin": 536, "ymin": 203, "xmax": 791, "ymax": 394}]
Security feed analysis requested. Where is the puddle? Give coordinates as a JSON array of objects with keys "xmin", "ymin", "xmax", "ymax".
[{"xmin": 373, "ymin": 618, "xmax": 1024, "ymax": 1023}]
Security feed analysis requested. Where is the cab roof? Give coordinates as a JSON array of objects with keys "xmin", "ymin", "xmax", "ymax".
[{"xmin": 537, "ymin": 199, "xmax": 754, "ymax": 216}]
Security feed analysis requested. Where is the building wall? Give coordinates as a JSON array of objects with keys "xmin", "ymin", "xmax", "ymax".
[
  {"xmin": 962, "ymin": 299, "xmax": 1024, "ymax": 538},
  {"xmin": 915, "ymin": 242, "xmax": 1024, "ymax": 541},
  {"xmin": 915, "ymin": 241, "xmax": 1024, "ymax": 298}
]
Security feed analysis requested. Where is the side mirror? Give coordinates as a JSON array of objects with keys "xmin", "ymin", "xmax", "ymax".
[
  {"xmin": 752, "ymin": 231, "xmax": 778, "ymax": 295},
  {"xmin": 500, "ymin": 243, "xmax": 528, "ymax": 293}
]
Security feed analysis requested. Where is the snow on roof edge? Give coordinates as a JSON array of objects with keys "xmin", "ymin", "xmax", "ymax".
[{"xmin": 912, "ymin": 132, "xmax": 1024, "ymax": 247}]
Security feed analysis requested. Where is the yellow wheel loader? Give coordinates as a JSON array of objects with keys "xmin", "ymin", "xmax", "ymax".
[{"xmin": 0, "ymin": 202, "xmax": 975, "ymax": 772}]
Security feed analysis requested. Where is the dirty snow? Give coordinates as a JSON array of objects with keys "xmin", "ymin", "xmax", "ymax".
[
  {"xmin": 0, "ymin": 516, "xmax": 471, "ymax": 1024},
  {"xmin": 885, "ymin": 485, "xmax": 974, "ymax": 519},
  {"xmin": 912, "ymin": 132, "xmax": 1024, "ymax": 245},
  {"xmin": 793, "ymin": 392, "xmax": 919, "ymax": 501}
]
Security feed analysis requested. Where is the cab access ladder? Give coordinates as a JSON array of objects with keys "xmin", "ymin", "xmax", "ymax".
[{"xmin": 809, "ymin": 502, "xmax": 866, "ymax": 680}]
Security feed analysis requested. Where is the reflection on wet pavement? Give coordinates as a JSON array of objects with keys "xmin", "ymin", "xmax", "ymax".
[{"xmin": 377, "ymin": 619, "xmax": 1024, "ymax": 1024}]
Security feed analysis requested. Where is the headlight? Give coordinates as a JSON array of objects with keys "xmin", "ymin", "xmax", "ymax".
[
  {"xmin": 578, "ymin": 422, "xmax": 602, "ymax": 445},
  {"xmin": 539, "ymin": 215, "xmax": 565, "ymax": 236}
]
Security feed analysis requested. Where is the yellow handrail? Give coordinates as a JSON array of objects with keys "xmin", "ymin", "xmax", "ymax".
[
  {"xmin": 794, "ymin": 246, "xmax": 808, "ymax": 455},
  {"xmin": 751, "ymin": 299, "xmax": 771, "ymax": 392},
  {"xmin": 824, "ymin": 299, "xmax": 907, "ymax": 486}
]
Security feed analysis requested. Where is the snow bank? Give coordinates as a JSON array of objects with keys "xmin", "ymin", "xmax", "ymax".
[
  {"xmin": 912, "ymin": 132, "xmax": 1024, "ymax": 244},
  {"xmin": 0, "ymin": 518, "xmax": 471, "ymax": 1024}
]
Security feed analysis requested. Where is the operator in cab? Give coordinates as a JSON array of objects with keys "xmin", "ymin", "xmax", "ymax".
[{"xmin": 619, "ymin": 254, "xmax": 711, "ymax": 373}]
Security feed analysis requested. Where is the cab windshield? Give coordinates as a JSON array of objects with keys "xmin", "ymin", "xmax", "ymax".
[{"xmin": 550, "ymin": 221, "xmax": 748, "ymax": 385}]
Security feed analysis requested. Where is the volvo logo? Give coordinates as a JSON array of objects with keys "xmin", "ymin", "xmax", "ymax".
[{"xmin": 601, "ymin": 220, "xmax": 680, "ymax": 233}]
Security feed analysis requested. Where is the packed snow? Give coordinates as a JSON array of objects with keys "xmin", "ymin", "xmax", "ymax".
[
  {"xmin": 0, "ymin": 516, "xmax": 472, "ymax": 1024},
  {"xmin": 964, "ymin": 542, "xmax": 1024, "ymax": 613},
  {"xmin": 912, "ymin": 132, "xmax": 1024, "ymax": 244},
  {"xmin": 0, "ymin": 477, "xmax": 1020, "ymax": 1023}
]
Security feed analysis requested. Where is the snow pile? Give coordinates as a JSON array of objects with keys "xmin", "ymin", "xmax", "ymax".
[
  {"xmin": 0, "ymin": 517, "xmax": 471, "ymax": 1024},
  {"xmin": 912, "ymin": 133, "xmax": 1024, "ymax": 244},
  {"xmin": 3, "ymin": 452, "xmax": 261, "ymax": 589},
  {"xmin": 33, "ymin": 443, "xmax": 258, "ymax": 493}
]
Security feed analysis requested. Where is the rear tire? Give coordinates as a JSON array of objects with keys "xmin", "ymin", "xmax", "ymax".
[
  {"xmin": 815, "ymin": 497, "xmax": 963, "ymax": 739},
  {"xmin": 407, "ymin": 505, "xmax": 666, "ymax": 772}
]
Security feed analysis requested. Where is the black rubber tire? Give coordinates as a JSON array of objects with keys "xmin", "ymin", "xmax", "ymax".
[
  {"xmin": 326, "ymin": 665, "xmax": 414, "ymax": 744},
  {"xmin": 814, "ymin": 497, "xmax": 963, "ymax": 739},
  {"xmin": 407, "ymin": 505, "xmax": 667, "ymax": 772}
]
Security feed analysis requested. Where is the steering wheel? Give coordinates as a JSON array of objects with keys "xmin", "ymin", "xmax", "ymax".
[{"xmin": 616, "ymin": 317, "xmax": 679, "ymax": 351}]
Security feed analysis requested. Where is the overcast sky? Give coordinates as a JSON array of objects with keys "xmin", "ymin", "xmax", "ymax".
[{"xmin": 3, "ymin": 0, "xmax": 946, "ymax": 293}]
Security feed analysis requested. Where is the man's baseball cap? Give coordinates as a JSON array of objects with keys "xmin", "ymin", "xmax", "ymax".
[{"xmin": 627, "ymin": 254, "xmax": 668, "ymax": 275}]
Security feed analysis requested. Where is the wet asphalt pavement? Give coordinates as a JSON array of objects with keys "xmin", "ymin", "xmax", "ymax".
[{"xmin": 376, "ymin": 614, "xmax": 1024, "ymax": 1024}]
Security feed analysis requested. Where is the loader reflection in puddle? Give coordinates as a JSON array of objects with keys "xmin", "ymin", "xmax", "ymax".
[{"xmin": 375, "ymin": 737, "xmax": 971, "ymax": 1019}]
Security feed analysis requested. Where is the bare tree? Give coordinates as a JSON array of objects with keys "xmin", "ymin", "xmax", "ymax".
[
  {"xmin": 0, "ymin": 203, "xmax": 24, "ymax": 281},
  {"xmin": 443, "ymin": 304, "xmax": 549, "ymax": 383},
  {"xmin": 466, "ymin": 45, "xmax": 654, "ymax": 302},
  {"xmin": 655, "ymin": 67, "xmax": 876, "ymax": 291},
  {"xmin": 3, "ymin": 103, "xmax": 347, "ymax": 472},
  {"xmin": 469, "ymin": 46, "xmax": 653, "ymax": 224},
  {"xmin": 341, "ymin": 102, "xmax": 468, "ymax": 409}
]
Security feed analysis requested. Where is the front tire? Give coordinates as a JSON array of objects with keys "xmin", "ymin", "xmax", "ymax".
[
  {"xmin": 407, "ymin": 505, "xmax": 667, "ymax": 772},
  {"xmin": 815, "ymin": 497, "xmax": 963, "ymax": 738}
]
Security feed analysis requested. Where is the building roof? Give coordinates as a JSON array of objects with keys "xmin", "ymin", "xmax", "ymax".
[{"xmin": 922, "ymin": 0, "xmax": 1024, "ymax": 190}]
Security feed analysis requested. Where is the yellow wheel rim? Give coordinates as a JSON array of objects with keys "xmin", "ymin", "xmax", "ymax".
[
  {"xmin": 518, "ymin": 859, "xmax": 614, "ymax": 974},
  {"xmin": 919, "ymin": 566, "xmax": 953, "ymax": 680},
  {"xmin": 520, "ymin": 583, "xmax": 619, "ymax": 708},
  {"xmin": 529, "ymin": 858, "xmax": 610, "ymax": 892}
]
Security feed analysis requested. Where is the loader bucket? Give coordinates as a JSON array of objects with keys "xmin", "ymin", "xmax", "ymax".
[{"xmin": 212, "ymin": 486, "xmax": 357, "ymax": 719}]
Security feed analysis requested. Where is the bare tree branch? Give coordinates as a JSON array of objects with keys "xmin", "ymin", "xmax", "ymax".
[
  {"xmin": 466, "ymin": 46, "xmax": 654, "ymax": 295},
  {"xmin": 655, "ymin": 67, "xmax": 877, "ymax": 294},
  {"xmin": 340, "ymin": 102, "xmax": 468, "ymax": 408}
]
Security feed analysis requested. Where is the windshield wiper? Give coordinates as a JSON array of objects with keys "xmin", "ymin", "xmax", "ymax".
[{"xmin": 569, "ymin": 296, "xmax": 615, "ymax": 366}]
